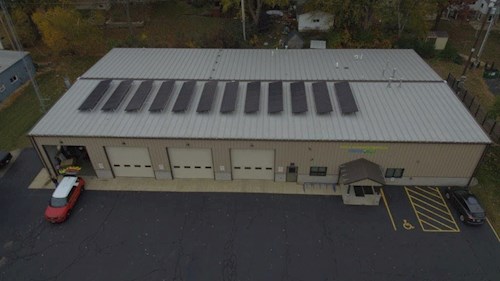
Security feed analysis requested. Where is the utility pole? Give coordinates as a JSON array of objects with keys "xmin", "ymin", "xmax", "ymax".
[
  {"xmin": 241, "ymin": 0, "xmax": 246, "ymax": 41},
  {"xmin": 476, "ymin": 6, "xmax": 497, "ymax": 63},
  {"xmin": 0, "ymin": 0, "xmax": 46, "ymax": 112},
  {"xmin": 462, "ymin": 0, "xmax": 497, "ymax": 76}
]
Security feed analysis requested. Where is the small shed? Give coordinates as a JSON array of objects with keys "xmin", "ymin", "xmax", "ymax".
[
  {"xmin": 339, "ymin": 158, "xmax": 385, "ymax": 206},
  {"xmin": 298, "ymin": 11, "xmax": 334, "ymax": 32},
  {"xmin": 286, "ymin": 31, "xmax": 304, "ymax": 49},
  {"xmin": 427, "ymin": 31, "xmax": 449, "ymax": 50},
  {"xmin": 0, "ymin": 50, "xmax": 35, "ymax": 103}
]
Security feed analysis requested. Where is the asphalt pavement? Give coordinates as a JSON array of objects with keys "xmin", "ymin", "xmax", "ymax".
[{"xmin": 0, "ymin": 149, "xmax": 499, "ymax": 281}]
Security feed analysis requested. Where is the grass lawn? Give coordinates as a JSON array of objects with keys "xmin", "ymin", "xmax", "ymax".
[
  {"xmin": 0, "ymin": 54, "xmax": 99, "ymax": 150},
  {"xmin": 438, "ymin": 20, "xmax": 500, "ymax": 64},
  {"xmin": 428, "ymin": 21, "xmax": 500, "ymax": 233}
]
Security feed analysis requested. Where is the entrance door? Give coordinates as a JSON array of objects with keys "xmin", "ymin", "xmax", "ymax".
[{"xmin": 286, "ymin": 164, "xmax": 298, "ymax": 182}]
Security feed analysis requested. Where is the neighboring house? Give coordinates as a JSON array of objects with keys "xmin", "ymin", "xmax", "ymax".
[
  {"xmin": 0, "ymin": 50, "xmax": 35, "ymax": 103},
  {"xmin": 469, "ymin": 0, "xmax": 499, "ymax": 24},
  {"xmin": 73, "ymin": 0, "xmax": 111, "ymax": 10},
  {"xmin": 298, "ymin": 11, "xmax": 334, "ymax": 32},
  {"xmin": 29, "ymin": 48, "xmax": 490, "ymax": 197}
]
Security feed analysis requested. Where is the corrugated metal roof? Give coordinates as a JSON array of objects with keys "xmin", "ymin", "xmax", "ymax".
[
  {"xmin": 0, "ymin": 50, "xmax": 29, "ymax": 71},
  {"xmin": 29, "ymin": 79, "xmax": 491, "ymax": 143},
  {"xmin": 81, "ymin": 48, "xmax": 442, "ymax": 81}
]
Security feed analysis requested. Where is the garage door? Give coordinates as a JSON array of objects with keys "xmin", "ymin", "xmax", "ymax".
[
  {"xmin": 231, "ymin": 149, "xmax": 274, "ymax": 180},
  {"xmin": 168, "ymin": 148, "xmax": 214, "ymax": 179},
  {"xmin": 106, "ymin": 147, "xmax": 155, "ymax": 178}
]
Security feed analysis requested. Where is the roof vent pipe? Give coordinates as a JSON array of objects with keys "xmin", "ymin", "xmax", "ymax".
[
  {"xmin": 399, "ymin": 77, "xmax": 403, "ymax": 88},
  {"xmin": 391, "ymin": 68, "xmax": 397, "ymax": 78},
  {"xmin": 387, "ymin": 77, "xmax": 392, "ymax": 88}
]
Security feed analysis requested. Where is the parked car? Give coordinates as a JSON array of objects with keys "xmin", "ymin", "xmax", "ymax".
[
  {"xmin": 0, "ymin": 151, "xmax": 12, "ymax": 168},
  {"xmin": 445, "ymin": 187, "xmax": 486, "ymax": 225},
  {"xmin": 45, "ymin": 176, "xmax": 85, "ymax": 223}
]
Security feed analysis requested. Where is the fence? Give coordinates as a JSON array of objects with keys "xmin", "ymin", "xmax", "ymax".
[{"xmin": 446, "ymin": 73, "xmax": 499, "ymax": 143}]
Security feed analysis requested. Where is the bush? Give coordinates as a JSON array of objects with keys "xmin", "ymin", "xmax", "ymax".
[
  {"xmin": 438, "ymin": 44, "xmax": 463, "ymax": 64},
  {"xmin": 396, "ymin": 36, "xmax": 436, "ymax": 59}
]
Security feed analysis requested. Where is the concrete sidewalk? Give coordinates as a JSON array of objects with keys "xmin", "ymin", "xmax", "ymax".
[{"xmin": 29, "ymin": 168, "xmax": 337, "ymax": 196}]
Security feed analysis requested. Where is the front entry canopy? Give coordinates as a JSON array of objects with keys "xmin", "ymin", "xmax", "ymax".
[{"xmin": 339, "ymin": 158, "xmax": 385, "ymax": 186}]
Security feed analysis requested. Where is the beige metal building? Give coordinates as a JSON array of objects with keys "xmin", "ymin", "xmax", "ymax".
[{"xmin": 29, "ymin": 48, "xmax": 491, "ymax": 193}]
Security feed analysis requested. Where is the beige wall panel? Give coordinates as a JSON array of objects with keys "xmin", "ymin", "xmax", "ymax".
[{"xmin": 32, "ymin": 136, "xmax": 486, "ymax": 180}]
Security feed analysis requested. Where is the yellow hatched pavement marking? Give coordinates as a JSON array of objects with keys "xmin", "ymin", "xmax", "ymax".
[
  {"xmin": 415, "ymin": 210, "xmax": 458, "ymax": 232},
  {"xmin": 409, "ymin": 195, "xmax": 449, "ymax": 215},
  {"xmin": 405, "ymin": 187, "xmax": 425, "ymax": 231},
  {"xmin": 404, "ymin": 186, "xmax": 460, "ymax": 232},
  {"xmin": 414, "ymin": 186, "xmax": 442, "ymax": 200},
  {"xmin": 435, "ymin": 187, "xmax": 460, "ymax": 231},
  {"xmin": 416, "ymin": 201, "xmax": 455, "ymax": 224},
  {"xmin": 406, "ymin": 188, "xmax": 447, "ymax": 208}
]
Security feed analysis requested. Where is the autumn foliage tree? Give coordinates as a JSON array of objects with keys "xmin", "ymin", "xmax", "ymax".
[{"xmin": 32, "ymin": 7, "xmax": 104, "ymax": 55}]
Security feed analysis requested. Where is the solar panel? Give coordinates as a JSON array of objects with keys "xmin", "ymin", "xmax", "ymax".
[
  {"xmin": 290, "ymin": 81, "xmax": 307, "ymax": 113},
  {"xmin": 268, "ymin": 81, "xmax": 283, "ymax": 113},
  {"xmin": 197, "ymin": 81, "xmax": 217, "ymax": 113},
  {"xmin": 335, "ymin": 81, "xmax": 359, "ymax": 114},
  {"xmin": 245, "ymin": 81, "xmax": 261, "ymax": 113},
  {"xmin": 220, "ymin": 81, "xmax": 238, "ymax": 113},
  {"xmin": 125, "ymin": 80, "xmax": 153, "ymax": 112},
  {"xmin": 78, "ymin": 79, "xmax": 111, "ymax": 111},
  {"xmin": 312, "ymin": 81, "xmax": 333, "ymax": 114},
  {"xmin": 149, "ymin": 80, "xmax": 175, "ymax": 112},
  {"xmin": 172, "ymin": 81, "xmax": 196, "ymax": 112},
  {"xmin": 102, "ymin": 80, "xmax": 133, "ymax": 111}
]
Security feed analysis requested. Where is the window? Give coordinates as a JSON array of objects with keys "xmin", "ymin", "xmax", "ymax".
[
  {"xmin": 385, "ymin": 168, "xmax": 404, "ymax": 178},
  {"xmin": 310, "ymin": 166, "xmax": 327, "ymax": 176},
  {"xmin": 10, "ymin": 75, "xmax": 18, "ymax": 83},
  {"xmin": 312, "ymin": 19, "xmax": 320, "ymax": 23}
]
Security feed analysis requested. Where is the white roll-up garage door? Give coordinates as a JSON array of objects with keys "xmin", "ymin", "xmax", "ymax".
[
  {"xmin": 168, "ymin": 148, "xmax": 214, "ymax": 179},
  {"xmin": 106, "ymin": 146, "xmax": 155, "ymax": 178},
  {"xmin": 231, "ymin": 149, "xmax": 274, "ymax": 180}
]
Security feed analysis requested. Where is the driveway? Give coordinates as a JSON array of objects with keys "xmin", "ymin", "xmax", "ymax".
[{"xmin": 1, "ymin": 149, "xmax": 499, "ymax": 281}]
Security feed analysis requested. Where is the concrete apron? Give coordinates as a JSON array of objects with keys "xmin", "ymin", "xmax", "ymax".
[{"xmin": 29, "ymin": 168, "xmax": 337, "ymax": 196}]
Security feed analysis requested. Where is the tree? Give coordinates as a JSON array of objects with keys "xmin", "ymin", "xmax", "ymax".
[
  {"xmin": 32, "ymin": 7, "xmax": 104, "ymax": 55},
  {"xmin": 432, "ymin": 0, "xmax": 474, "ymax": 30},
  {"xmin": 11, "ymin": 8, "xmax": 37, "ymax": 47},
  {"xmin": 221, "ymin": 0, "xmax": 289, "ymax": 26}
]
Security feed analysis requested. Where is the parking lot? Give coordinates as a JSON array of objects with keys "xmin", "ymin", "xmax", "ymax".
[{"xmin": 1, "ymin": 149, "xmax": 499, "ymax": 281}]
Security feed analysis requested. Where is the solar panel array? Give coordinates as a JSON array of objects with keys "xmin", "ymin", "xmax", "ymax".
[
  {"xmin": 268, "ymin": 81, "xmax": 283, "ymax": 113},
  {"xmin": 245, "ymin": 81, "xmax": 261, "ymax": 113},
  {"xmin": 149, "ymin": 80, "xmax": 175, "ymax": 112},
  {"xmin": 312, "ymin": 81, "xmax": 333, "ymax": 114},
  {"xmin": 78, "ymin": 79, "xmax": 111, "ymax": 111},
  {"xmin": 79, "ymin": 80, "xmax": 351, "ymax": 116},
  {"xmin": 173, "ymin": 81, "xmax": 196, "ymax": 112},
  {"xmin": 220, "ymin": 81, "xmax": 238, "ymax": 113},
  {"xmin": 290, "ymin": 81, "xmax": 307, "ymax": 114},
  {"xmin": 197, "ymin": 81, "xmax": 217, "ymax": 113},
  {"xmin": 125, "ymin": 80, "xmax": 153, "ymax": 112},
  {"xmin": 335, "ymin": 81, "xmax": 358, "ymax": 114},
  {"xmin": 102, "ymin": 80, "xmax": 133, "ymax": 111}
]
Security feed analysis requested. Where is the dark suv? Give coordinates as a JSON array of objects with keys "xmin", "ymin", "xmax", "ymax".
[
  {"xmin": 0, "ymin": 151, "xmax": 12, "ymax": 168},
  {"xmin": 445, "ymin": 187, "xmax": 486, "ymax": 225}
]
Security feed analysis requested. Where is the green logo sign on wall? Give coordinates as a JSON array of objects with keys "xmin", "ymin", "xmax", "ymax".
[{"xmin": 340, "ymin": 145, "xmax": 388, "ymax": 155}]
